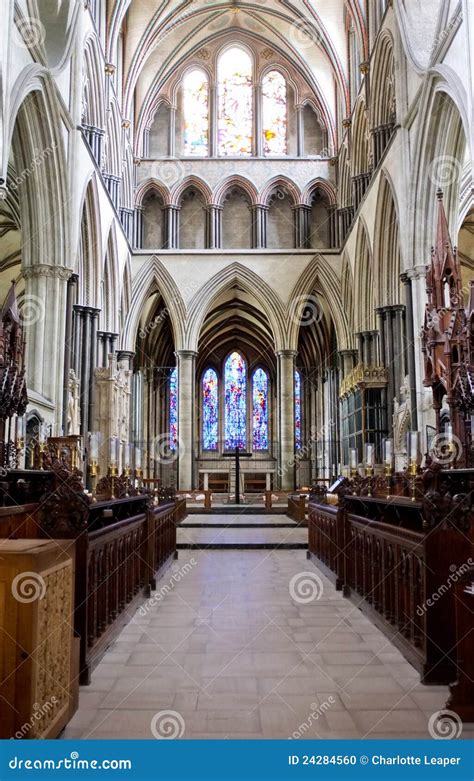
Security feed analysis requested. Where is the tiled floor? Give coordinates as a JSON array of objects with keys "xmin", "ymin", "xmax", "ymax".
[
  {"xmin": 177, "ymin": 513, "xmax": 307, "ymax": 547},
  {"xmin": 63, "ymin": 548, "xmax": 472, "ymax": 740}
]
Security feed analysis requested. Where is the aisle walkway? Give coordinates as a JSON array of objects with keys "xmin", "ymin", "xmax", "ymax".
[
  {"xmin": 62, "ymin": 543, "xmax": 465, "ymax": 740},
  {"xmin": 178, "ymin": 512, "xmax": 307, "ymax": 548}
]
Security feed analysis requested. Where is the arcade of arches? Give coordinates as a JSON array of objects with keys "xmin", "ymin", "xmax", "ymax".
[{"xmin": 0, "ymin": 0, "xmax": 473, "ymax": 742}]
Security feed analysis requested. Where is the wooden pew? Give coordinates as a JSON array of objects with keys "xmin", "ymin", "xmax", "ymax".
[{"xmin": 308, "ymin": 468, "xmax": 473, "ymax": 687}]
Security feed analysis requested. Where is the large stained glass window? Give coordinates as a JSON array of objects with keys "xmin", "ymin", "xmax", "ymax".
[
  {"xmin": 169, "ymin": 367, "xmax": 178, "ymax": 451},
  {"xmin": 202, "ymin": 368, "xmax": 218, "ymax": 450},
  {"xmin": 183, "ymin": 69, "xmax": 209, "ymax": 156},
  {"xmin": 218, "ymin": 47, "xmax": 253, "ymax": 156},
  {"xmin": 262, "ymin": 70, "xmax": 287, "ymax": 155},
  {"xmin": 295, "ymin": 369, "xmax": 302, "ymax": 450},
  {"xmin": 224, "ymin": 352, "xmax": 247, "ymax": 449},
  {"xmin": 252, "ymin": 368, "xmax": 269, "ymax": 450}
]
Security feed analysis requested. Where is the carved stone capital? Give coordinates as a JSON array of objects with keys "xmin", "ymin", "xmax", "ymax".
[{"xmin": 22, "ymin": 265, "xmax": 73, "ymax": 281}]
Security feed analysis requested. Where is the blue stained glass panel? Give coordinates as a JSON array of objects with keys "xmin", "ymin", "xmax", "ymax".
[
  {"xmin": 252, "ymin": 368, "xmax": 269, "ymax": 450},
  {"xmin": 295, "ymin": 369, "xmax": 302, "ymax": 450},
  {"xmin": 202, "ymin": 368, "xmax": 218, "ymax": 450},
  {"xmin": 224, "ymin": 352, "xmax": 247, "ymax": 449},
  {"xmin": 169, "ymin": 367, "xmax": 178, "ymax": 451}
]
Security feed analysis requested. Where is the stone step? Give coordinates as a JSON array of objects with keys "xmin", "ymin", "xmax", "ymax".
[{"xmin": 177, "ymin": 525, "xmax": 308, "ymax": 550}]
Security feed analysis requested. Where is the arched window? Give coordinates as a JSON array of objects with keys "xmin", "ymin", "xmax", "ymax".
[
  {"xmin": 218, "ymin": 47, "xmax": 253, "ymax": 156},
  {"xmin": 169, "ymin": 367, "xmax": 178, "ymax": 450},
  {"xmin": 224, "ymin": 352, "xmax": 247, "ymax": 449},
  {"xmin": 252, "ymin": 368, "xmax": 269, "ymax": 450},
  {"xmin": 262, "ymin": 71, "xmax": 287, "ymax": 155},
  {"xmin": 295, "ymin": 369, "xmax": 302, "ymax": 450},
  {"xmin": 202, "ymin": 368, "xmax": 218, "ymax": 450},
  {"xmin": 183, "ymin": 69, "xmax": 209, "ymax": 156}
]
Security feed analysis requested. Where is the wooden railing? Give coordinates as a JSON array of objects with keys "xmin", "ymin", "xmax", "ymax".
[
  {"xmin": 0, "ymin": 467, "xmax": 186, "ymax": 684},
  {"xmin": 80, "ymin": 500, "xmax": 177, "ymax": 682},
  {"xmin": 287, "ymin": 493, "xmax": 307, "ymax": 524},
  {"xmin": 308, "ymin": 474, "xmax": 473, "ymax": 686}
]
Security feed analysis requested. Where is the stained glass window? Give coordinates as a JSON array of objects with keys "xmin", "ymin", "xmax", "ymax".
[
  {"xmin": 218, "ymin": 47, "xmax": 253, "ymax": 156},
  {"xmin": 183, "ymin": 69, "xmax": 209, "ymax": 156},
  {"xmin": 252, "ymin": 368, "xmax": 269, "ymax": 450},
  {"xmin": 169, "ymin": 367, "xmax": 178, "ymax": 451},
  {"xmin": 224, "ymin": 352, "xmax": 247, "ymax": 449},
  {"xmin": 295, "ymin": 369, "xmax": 302, "ymax": 450},
  {"xmin": 202, "ymin": 368, "xmax": 218, "ymax": 450},
  {"xmin": 262, "ymin": 70, "xmax": 287, "ymax": 156}
]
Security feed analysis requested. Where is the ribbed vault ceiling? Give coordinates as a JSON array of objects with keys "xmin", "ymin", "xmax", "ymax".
[{"xmin": 112, "ymin": 1, "xmax": 366, "ymax": 126}]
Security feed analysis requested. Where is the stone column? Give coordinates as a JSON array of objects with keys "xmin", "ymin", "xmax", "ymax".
[
  {"xmin": 401, "ymin": 271, "xmax": 419, "ymax": 431},
  {"xmin": 23, "ymin": 265, "xmax": 72, "ymax": 434},
  {"xmin": 209, "ymin": 83, "xmax": 218, "ymax": 157},
  {"xmin": 254, "ymin": 84, "xmax": 263, "ymax": 157},
  {"xmin": 294, "ymin": 205, "xmax": 311, "ymax": 248},
  {"xmin": 168, "ymin": 106, "xmax": 177, "ymax": 157},
  {"xmin": 296, "ymin": 105, "xmax": 304, "ymax": 157},
  {"xmin": 133, "ymin": 206, "xmax": 144, "ymax": 248},
  {"xmin": 252, "ymin": 204, "xmax": 268, "ymax": 248},
  {"xmin": 62, "ymin": 273, "xmax": 78, "ymax": 434},
  {"xmin": 176, "ymin": 350, "xmax": 197, "ymax": 490},
  {"xmin": 277, "ymin": 350, "xmax": 297, "ymax": 490},
  {"xmin": 164, "ymin": 205, "xmax": 179, "ymax": 249},
  {"xmin": 206, "ymin": 205, "xmax": 222, "ymax": 249}
]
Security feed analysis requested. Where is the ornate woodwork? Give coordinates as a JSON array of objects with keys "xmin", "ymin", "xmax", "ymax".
[
  {"xmin": 0, "ymin": 539, "xmax": 78, "ymax": 739},
  {"xmin": 308, "ymin": 468, "xmax": 473, "ymax": 689},
  {"xmin": 0, "ymin": 283, "xmax": 27, "ymax": 468},
  {"xmin": 422, "ymin": 190, "xmax": 474, "ymax": 466}
]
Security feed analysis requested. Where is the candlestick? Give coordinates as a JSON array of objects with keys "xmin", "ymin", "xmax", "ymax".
[
  {"xmin": 109, "ymin": 436, "xmax": 117, "ymax": 465},
  {"xmin": 124, "ymin": 443, "xmax": 131, "ymax": 469},
  {"xmin": 365, "ymin": 443, "xmax": 374, "ymax": 467},
  {"xmin": 384, "ymin": 438, "xmax": 393, "ymax": 467},
  {"xmin": 90, "ymin": 432, "xmax": 99, "ymax": 462},
  {"xmin": 135, "ymin": 447, "xmax": 142, "ymax": 470},
  {"xmin": 350, "ymin": 448, "xmax": 358, "ymax": 470},
  {"xmin": 408, "ymin": 431, "xmax": 420, "ymax": 464}
]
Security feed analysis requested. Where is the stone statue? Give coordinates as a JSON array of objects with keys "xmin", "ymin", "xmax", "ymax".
[
  {"xmin": 393, "ymin": 375, "xmax": 411, "ymax": 471},
  {"xmin": 67, "ymin": 370, "xmax": 80, "ymax": 434}
]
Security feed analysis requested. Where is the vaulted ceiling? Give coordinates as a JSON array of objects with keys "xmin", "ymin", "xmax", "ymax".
[{"xmin": 110, "ymin": 1, "xmax": 367, "ymax": 129}]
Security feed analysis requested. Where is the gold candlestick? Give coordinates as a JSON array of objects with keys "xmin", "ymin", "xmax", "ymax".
[
  {"xmin": 384, "ymin": 464, "xmax": 393, "ymax": 499},
  {"xmin": 409, "ymin": 461, "xmax": 418, "ymax": 502},
  {"xmin": 109, "ymin": 464, "xmax": 118, "ymax": 499},
  {"xmin": 89, "ymin": 460, "xmax": 99, "ymax": 500},
  {"xmin": 365, "ymin": 465, "xmax": 374, "ymax": 496}
]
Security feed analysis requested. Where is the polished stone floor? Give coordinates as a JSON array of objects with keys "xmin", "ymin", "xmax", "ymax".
[{"xmin": 63, "ymin": 548, "xmax": 470, "ymax": 740}]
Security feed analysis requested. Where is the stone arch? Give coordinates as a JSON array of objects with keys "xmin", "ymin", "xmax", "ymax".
[
  {"xmin": 77, "ymin": 176, "xmax": 102, "ymax": 309},
  {"xmin": 122, "ymin": 256, "xmax": 187, "ymax": 353},
  {"xmin": 7, "ymin": 70, "xmax": 69, "ymax": 273},
  {"xmin": 410, "ymin": 70, "xmax": 468, "ymax": 262},
  {"xmin": 186, "ymin": 263, "xmax": 286, "ymax": 353},
  {"xmin": 101, "ymin": 225, "xmax": 120, "ymax": 333},
  {"xmin": 213, "ymin": 176, "xmax": 258, "ymax": 208},
  {"xmin": 82, "ymin": 34, "xmax": 105, "ymax": 130},
  {"xmin": 370, "ymin": 31, "xmax": 396, "ymax": 129},
  {"xmin": 353, "ymin": 219, "xmax": 375, "ymax": 332},
  {"xmin": 171, "ymin": 176, "xmax": 212, "ymax": 207},
  {"xmin": 373, "ymin": 172, "xmax": 402, "ymax": 307},
  {"xmin": 259, "ymin": 177, "xmax": 301, "ymax": 207},
  {"xmin": 351, "ymin": 98, "xmax": 370, "ymax": 176},
  {"xmin": 341, "ymin": 253, "xmax": 355, "ymax": 344},
  {"xmin": 288, "ymin": 254, "xmax": 351, "ymax": 351}
]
